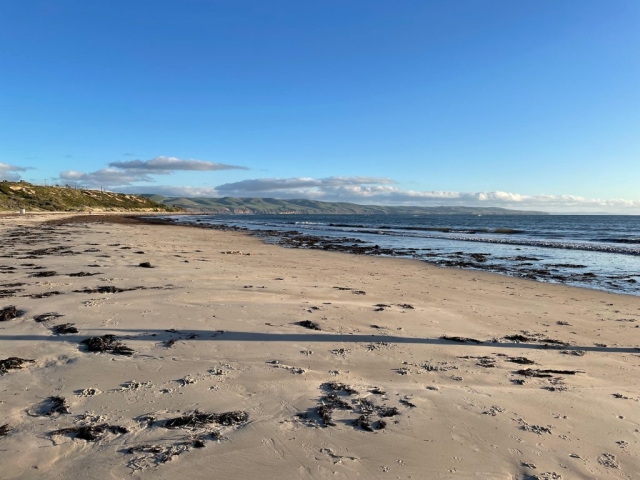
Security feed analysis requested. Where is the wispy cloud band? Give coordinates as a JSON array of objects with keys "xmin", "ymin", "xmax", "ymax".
[{"xmin": 117, "ymin": 176, "xmax": 640, "ymax": 213}]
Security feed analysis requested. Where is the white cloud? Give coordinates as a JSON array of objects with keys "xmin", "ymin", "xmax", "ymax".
[
  {"xmin": 0, "ymin": 162, "xmax": 29, "ymax": 181},
  {"xmin": 59, "ymin": 168, "xmax": 154, "ymax": 187},
  {"xmin": 54, "ymin": 167, "xmax": 640, "ymax": 213},
  {"xmin": 109, "ymin": 156, "xmax": 248, "ymax": 172},
  {"xmin": 207, "ymin": 176, "xmax": 640, "ymax": 213},
  {"xmin": 57, "ymin": 156, "xmax": 248, "ymax": 188},
  {"xmin": 118, "ymin": 185, "xmax": 221, "ymax": 197},
  {"xmin": 216, "ymin": 176, "xmax": 396, "ymax": 192}
]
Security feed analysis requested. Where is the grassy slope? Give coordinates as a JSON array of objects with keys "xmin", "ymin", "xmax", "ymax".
[{"xmin": 0, "ymin": 182, "xmax": 181, "ymax": 212}]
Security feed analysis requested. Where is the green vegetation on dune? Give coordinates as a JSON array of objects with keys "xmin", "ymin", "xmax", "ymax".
[
  {"xmin": 140, "ymin": 194, "xmax": 548, "ymax": 215},
  {"xmin": 0, "ymin": 181, "xmax": 181, "ymax": 212}
]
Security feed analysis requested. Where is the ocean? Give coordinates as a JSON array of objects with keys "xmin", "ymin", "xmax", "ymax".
[{"xmin": 167, "ymin": 214, "xmax": 640, "ymax": 296}]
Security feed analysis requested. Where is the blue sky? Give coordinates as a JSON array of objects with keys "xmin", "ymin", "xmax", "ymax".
[{"xmin": 1, "ymin": 1, "xmax": 638, "ymax": 212}]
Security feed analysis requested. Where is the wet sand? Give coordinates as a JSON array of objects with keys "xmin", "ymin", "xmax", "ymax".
[{"xmin": 1, "ymin": 214, "xmax": 639, "ymax": 479}]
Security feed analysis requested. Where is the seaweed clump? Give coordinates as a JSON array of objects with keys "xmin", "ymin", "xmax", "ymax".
[
  {"xmin": 53, "ymin": 323, "xmax": 78, "ymax": 335},
  {"xmin": 0, "ymin": 306, "xmax": 20, "ymax": 322},
  {"xmin": 164, "ymin": 410, "xmax": 249, "ymax": 429},
  {"xmin": 41, "ymin": 396, "xmax": 71, "ymax": 416},
  {"xmin": 440, "ymin": 335, "xmax": 483, "ymax": 344},
  {"xmin": 296, "ymin": 320, "xmax": 321, "ymax": 331},
  {"xmin": 81, "ymin": 335, "xmax": 134, "ymax": 355},
  {"xmin": 50, "ymin": 424, "xmax": 128, "ymax": 442},
  {"xmin": 0, "ymin": 357, "xmax": 35, "ymax": 375}
]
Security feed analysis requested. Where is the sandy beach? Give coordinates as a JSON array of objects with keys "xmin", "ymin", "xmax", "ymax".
[{"xmin": 1, "ymin": 214, "xmax": 638, "ymax": 479}]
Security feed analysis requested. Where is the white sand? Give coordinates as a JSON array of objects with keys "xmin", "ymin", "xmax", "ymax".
[{"xmin": 0, "ymin": 214, "xmax": 638, "ymax": 479}]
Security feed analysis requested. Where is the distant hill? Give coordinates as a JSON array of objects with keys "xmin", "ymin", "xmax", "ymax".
[
  {"xmin": 139, "ymin": 195, "xmax": 548, "ymax": 215},
  {"xmin": 0, "ymin": 181, "xmax": 181, "ymax": 212}
]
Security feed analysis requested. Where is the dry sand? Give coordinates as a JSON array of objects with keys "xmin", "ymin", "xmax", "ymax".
[{"xmin": 0, "ymin": 214, "xmax": 638, "ymax": 479}]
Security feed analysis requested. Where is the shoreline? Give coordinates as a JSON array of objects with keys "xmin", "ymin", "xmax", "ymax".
[
  {"xmin": 138, "ymin": 214, "xmax": 640, "ymax": 298},
  {"xmin": 1, "ymin": 214, "xmax": 638, "ymax": 479}
]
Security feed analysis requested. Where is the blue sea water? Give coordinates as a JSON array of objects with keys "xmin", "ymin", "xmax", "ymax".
[{"xmin": 169, "ymin": 214, "xmax": 640, "ymax": 296}]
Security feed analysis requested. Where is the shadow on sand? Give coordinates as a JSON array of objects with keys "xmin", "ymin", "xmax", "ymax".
[{"xmin": 1, "ymin": 329, "xmax": 638, "ymax": 354}]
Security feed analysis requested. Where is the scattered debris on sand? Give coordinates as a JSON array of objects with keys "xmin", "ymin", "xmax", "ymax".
[
  {"xmin": 68, "ymin": 271, "xmax": 100, "ymax": 277},
  {"xmin": 53, "ymin": 323, "xmax": 78, "ymax": 334},
  {"xmin": 352, "ymin": 415, "xmax": 385, "ymax": 431},
  {"xmin": 25, "ymin": 291, "xmax": 64, "ymax": 299},
  {"xmin": 78, "ymin": 388, "xmax": 101, "ymax": 397},
  {"xmin": 516, "ymin": 368, "xmax": 580, "ymax": 378},
  {"xmin": 29, "ymin": 271, "xmax": 57, "ymax": 278},
  {"xmin": 34, "ymin": 312, "xmax": 64, "ymax": 323},
  {"xmin": 0, "ymin": 424, "xmax": 11, "ymax": 437},
  {"xmin": 506, "ymin": 356, "xmax": 536, "ymax": 365},
  {"xmin": 597, "ymin": 453, "xmax": 620, "ymax": 469},
  {"xmin": 81, "ymin": 335, "xmax": 134, "ymax": 355},
  {"xmin": 0, "ymin": 357, "xmax": 35, "ymax": 375},
  {"xmin": 74, "ymin": 286, "xmax": 145, "ymax": 294},
  {"xmin": 397, "ymin": 303, "xmax": 414, "ymax": 309},
  {"xmin": 0, "ymin": 305, "xmax": 20, "ymax": 322},
  {"xmin": 50, "ymin": 424, "xmax": 128, "ymax": 442},
  {"xmin": 37, "ymin": 396, "xmax": 71, "ymax": 416},
  {"xmin": 322, "ymin": 381, "xmax": 358, "ymax": 395},
  {"xmin": 522, "ymin": 423, "xmax": 553, "ymax": 435},
  {"xmin": 440, "ymin": 335, "xmax": 483, "ymax": 344},
  {"xmin": 164, "ymin": 410, "xmax": 249, "ymax": 429},
  {"xmin": 296, "ymin": 320, "xmax": 321, "ymax": 331},
  {"xmin": 126, "ymin": 443, "xmax": 192, "ymax": 466}
]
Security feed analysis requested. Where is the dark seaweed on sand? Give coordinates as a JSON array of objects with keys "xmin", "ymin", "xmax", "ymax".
[
  {"xmin": 50, "ymin": 424, "xmax": 128, "ymax": 442},
  {"xmin": 0, "ymin": 306, "xmax": 20, "ymax": 321},
  {"xmin": 25, "ymin": 291, "xmax": 64, "ymax": 299},
  {"xmin": 73, "ymin": 286, "xmax": 145, "ymax": 294},
  {"xmin": 0, "ymin": 424, "xmax": 10, "ymax": 437},
  {"xmin": 397, "ymin": 303, "xmax": 414, "ymax": 309},
  {"xmin": 322, "ymin": 381, "xmax": 358, "ymax": 395},
  {"xmin": 377, "ymin": 406, "xmax": 399, "ymax": 417},
  {"xmin": 29, "ymin": 271, "xmax": 57, "ymax": 278},
  {"xmin": 316, "ymin": 394, "xmax": 353, "ymax": 427},
  {"xmin": 516, "ymin": 368, "xmax": 580, "ymax": 378},
  {"xmin": 81, "ymin": 335, "xmax": 134, "ymax": 355},
  {"xmin": 0, "ymin": 357, "xmax": 35, "ymax": 375},
  {"xmin": 0, "ymin": 288, "xmax": 24, "ymax": 298},
  {"xmin": 440, "ymin": 335, "xmax": 483, "ymax": 344},
  {"xmin": 68, "ymin": 271, "xmax": 100, "ymax": 277},
  {"xmin": 163, "ymin": 410, "xmax": 248, "ymax": 429},
  {"xmin": 503, "ymin": 334, "xmax": 534, "ymax": 342},
  {"xmin": 41, "ymin": 396, "xmax": 71, "ymax": 416},
  {"xmin": 53, "ymin": 323, "xmax": 78, "ymax": 334},
  {"xmin": 34, "ymin": 312, "xmax": 63, "ymax": 323},
  {"xmin": 507, "ymin": 356, "xmax": 536, "ymax": 365},
  {"xmin": 351, "ymin": 415, "xmax": 386, "ymax": 432},
  {"xmin": 296, "ymin": 320, "xmax": 321, "ymax": 331}
]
